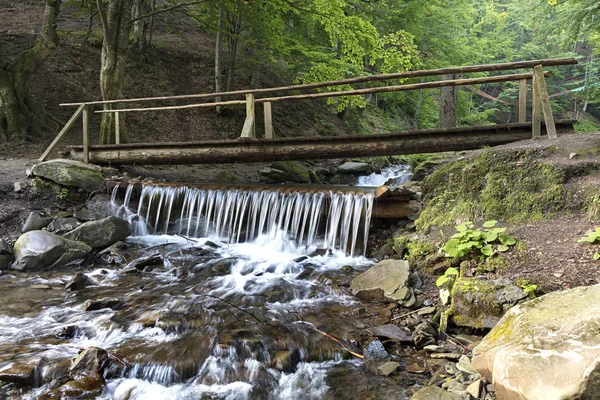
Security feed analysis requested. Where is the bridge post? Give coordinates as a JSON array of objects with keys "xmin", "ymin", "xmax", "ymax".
[
  {"xmin": 83, "ymin": 105, "xmax": 89, "ymax": 163},
  {"xmin": 532, "ymin": 71, "xmax": 542, "ymax": 138},
  {"xmin": 533, "ymin": 65, "xmax": 558, "ymax": 139},
  {"xmin": 518, "ymin": 79, "xmax": 527, "ymax": 123},
  {"xmin": 240, "ymin": 94, "xmax": 256, "ymax": 138},
  {"xmin": 439, "ymin": 74, "xmax": 458, "ymax": 128},
  {"xmin": 115, "ymin": 111, "xmax": 121, "ymax": 145},
  {"xmin": 264, "ymin": 102, "xmax": 274, "ymax": 138}
]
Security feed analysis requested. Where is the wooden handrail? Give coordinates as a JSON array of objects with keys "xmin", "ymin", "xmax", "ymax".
[
  {"xmin": 39, "ymin": 104, "xmax": 86, "ymax": 161},
  {"xmin": 94, "ymin": 72, "xmax": 551, "ymax": 114},
  {"xmin": 60, "ymin": 58, "xmax": 576, "ymax": 107}
]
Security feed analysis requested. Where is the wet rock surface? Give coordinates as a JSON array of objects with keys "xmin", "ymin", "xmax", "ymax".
[
  {"xmin": 12, "ymin": 230, "xmax": 91, "ymax": 271},
  {"xmin": 63, "ymin": 216, "xmax": 132, "ymax": 249},
  {"xmin": 350, "ymin": 259, "xmax": 416, "ymax": 306},
  {"xmin": 31, "ymin": 159, "xmax": 105, "ymax": 192}
]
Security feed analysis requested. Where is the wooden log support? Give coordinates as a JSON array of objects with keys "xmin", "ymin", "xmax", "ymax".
[
  {"xmin": 533, "ymin": 65, "xmax": 558, "ymax": 139},
  {"xmin": 264, "ymin": 102, "xmax": 274, "ymax": 139},
  {"xmin": 518, "ymin": 79, "xmax": 527, "ymax": 123},
  {"xmin": 83, "ymin": 105, "xmax": 89, "ymax": 163},
  {"xmin": 240, "ymin": 94, "xmax": 256, "ymax": 138},
  {"xmin": 115, "ymin": 111, "xmax": 121, "ymax": 145},
  {"xmin": 39, "ymin": 104, "xmax": 86, "ymax": 162},
  {"xmin": 532, "ymin": 72, "xmax": 542, "ymax": 138},
  {"xmin": 68, "ymin": 120, "xmax": 575, "ymax": 165},
  {"xmin": 439, "ymin": 74, "xmax": 458, "ymax": 128}
]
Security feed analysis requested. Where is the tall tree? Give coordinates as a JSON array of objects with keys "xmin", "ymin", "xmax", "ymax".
[
  {"xmin": 0, "ymin": 0, "xmax": 61, "ymax": 141},
  {"xmin": 97, "ymin": 0, "xmax": 135, "ymax": 144}
]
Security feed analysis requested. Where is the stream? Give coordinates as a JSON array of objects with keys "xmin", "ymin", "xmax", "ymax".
[{"xmin": 0, "ymin": 165, "xmax": 424, "ymax": 399}]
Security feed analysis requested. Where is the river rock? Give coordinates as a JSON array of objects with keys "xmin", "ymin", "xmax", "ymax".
[
  {"xmin": 269, "ymin": 161, "xmax": 311, "ymax": 183},
  {"xmin": 47, "ymin": 217, "xmax": 82, "ymax": 235},
  {"xmin": 64, "ymin": 216, "xmax": 132, "ymax": 250},
  {"xmin": 12, "ymin": 231, "xmax": 91, "ymax": 271},
  {"xmin": 0, "ymin": 239, "xmax": 12, "ymax": 256},
  {"xmin": 364, "ymin": 339, "xmax": 388, "ymax": 361},
  {"xmin": 213, "ymin": 169, "xmax": 240, "ymax": 183},
  {"xmin": 451, "ymin": 277, "xmax": 528, "ymax": 329},
  {"xmin": 350, "ymin": 259, "xmax": 415, "ymax": 306},
  {"xmin": 337, "ymin": 161, "xmax": 373, "ymax": 174},
  {"xmin": 70, "ymin": 347, "xmax": 109, "ymax": 379},
  {"xmin": 472, "ymin": 284, "xmax": 600, "ymax": 400},
  {"xmin": 376, "ymin": 361, "xmax": 400, "ymax": 377},
  {"xmin": 40, "ymin": 373, "xmax": 105, "ymax": 399},
  {"xmin": 31, "ymin": 159, "xmax": 105, "ymax": 192},
  {"xmin": 259, "ymin": 167, "xmax": 287, "ymax": 183},
  {"xmin": 84, "ymin": 297, "xmax": 122, "ymax": 311},
  {"xmin": 22, "ymin": 211, "xmax": 52, "ymax": 233},
  {"xmin": 411, "ymin": 386, "xmax": 464, "ymax": 400},
  {"xmin": 367, "ymin": 324, "xmax": 413, "ymax": 343},
  {"xmin": 0, "ymin": 360, "xmax": 38, "ymax": 387},
  {"xmin": 123, "ymin": 253, "xmax": 164, "ymax": 272},
  {"xmin": 65, "ymin": 273, "xmax": 90, "ymax": 291},
  {"xmin": 329, "ymin": 174, "xmax": 358, "ymax": 185}
]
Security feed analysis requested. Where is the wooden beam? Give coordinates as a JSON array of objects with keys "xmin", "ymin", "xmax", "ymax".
[
  {"xmin": 240, "ymin": 94, "xmax": 255, "ymax": 138},
  {"xmin": 95, "ymin": 72, "xmax": 553, "ymax": 114},
  {"xmin": 39, "ymin": 104, "xmax": 86, "ymax": 162},
  {"xmin": 532, "ymin": 72, "xmax": 541, "ymax": 138},
  {"xmin": 61, "ymin": 58, "xmax": 577, "ymax": 107},
  {"xmin": 68, "ymin": 121, "xmax": 575, "ymax": 165},
  {"xmin": 82, "ymin": 105, "xmax": 89, "ymax": 163},
  {"xmin": 264, "ymin": 102, "xmax": 274, "ymax": 139},
  {"xmin": 115, "ymin": 111, "xmax": 121, "ymax": 145},
  {"xmin": 533, "ymin": 65, "xmax": 558, "ymax": 139},
  {"xmin": 518, "ymin": 79, "xmax": 527, "ymax": 123}
]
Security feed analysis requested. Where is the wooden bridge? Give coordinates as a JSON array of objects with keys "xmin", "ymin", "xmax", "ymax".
[{"xmin": 40, "ymin": 58, "xmax": 578, "ymax": 165}]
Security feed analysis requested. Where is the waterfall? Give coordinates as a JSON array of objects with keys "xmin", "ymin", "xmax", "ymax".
[{"xmin": 111, "ymin": 184, "xmax": 374, "ymax": 256}]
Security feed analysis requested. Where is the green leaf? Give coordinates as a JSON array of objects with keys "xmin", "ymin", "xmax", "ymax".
[
  {"xmin": 456, "ymin": 222, "xmax": 474, "ymax": 232},
  {"xmin": 483, "ymin": 220, "xmax": 498, "ymax": 228},
  {"xmin": 499, "ymin": 233, "xmax": 517, "ymax": 246},
  {"xmin": 484, "ymin": 231, "xmax": 498, "ymax": 242},
  {"xmin": 445, "ymin": 267, "xmax": 459, "ymax": 277},
  {"xmin": 594, "ymin": 253, "xmax": 600, "ymax": 260},
  {"xmin": 480, "ymin": 244, "xmax": 493, "ymax": 256},
  {"xmin": 436, "ymin": 275, "xmax": 450, "ymax": 287},
  {"xmin": 497, "ymin": 244, "xmax": 509, "ymax": 252}
]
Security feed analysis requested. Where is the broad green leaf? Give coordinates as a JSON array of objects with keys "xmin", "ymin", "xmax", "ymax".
[
  {"xmin": 436, "ymin": 275, "xmax": 450, "ymax": 287},
  {"xmin": 483, "ymin": 220, "xmax": 498, "ymax": 228},
  {"xmin": 595, "ymin": 253, "xmax": 600, "ymax": 260},
  {"xmin": 497, "ymin": 244, "xmax": 509, "ymax": 252},
  {"xmin": 456, "ymin": 222, "xmax": 474, "ymax": 232},
  {"xmin": 480, "ymin": 244, "xmax": 493, "ymax": 256},
  {"xmin": 484, "ymin": 231, "xmax": 498, "ymax": 242},
  {"xmin": 499, "ymin": 233, "xmax": 517, "ymax": 246}
]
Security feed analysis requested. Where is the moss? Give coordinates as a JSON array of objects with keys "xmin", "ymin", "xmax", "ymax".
[
  {"xmin": 477, "ymin": 255, "xmax": 508, "ymax": 273},
  {"xmin": 405, "ymin": 239, "xmax": 436, "ymax": 264},
  {"xmin": 417, "ymin": 148, "xmax": 574, "ymax": 229}
]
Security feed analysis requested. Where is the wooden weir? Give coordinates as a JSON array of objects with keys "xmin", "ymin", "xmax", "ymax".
[{"xmin": 41, "ymin": 57, "xmax": 578, "ymax": 165}]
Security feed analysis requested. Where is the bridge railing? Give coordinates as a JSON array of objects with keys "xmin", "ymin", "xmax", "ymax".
[{"xmin": 41, "ymin": 58, "xmax": 577, "ymax": 163}]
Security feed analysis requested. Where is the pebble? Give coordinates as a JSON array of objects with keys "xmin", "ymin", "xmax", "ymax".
[
  {"xmin": 429, "ymin": 353, "xmax": 462, "ymax": 360},
  {"xmin": 417, "ymin": 306, "xmax": 436, "ymax": 315},
  {"xmin": 376, "ymin": 361, "xmax": 400, "ymax": 377}
]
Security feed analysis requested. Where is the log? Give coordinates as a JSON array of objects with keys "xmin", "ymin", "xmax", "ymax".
[
  {"xmin": 518, "ymin": 79, "xmax": 527, "ymax": 123},
  {"xmin": 61, "ymin": 58, "xmax": 577, "ymax": 107},
  {"xmin": 532, "ymin": 73, "xmax": 542, "ymax": 138},
  {"xmin": 533, "ymin": 65, "xmax": 558, "ymax": 139},
  {"xmin": 68, "ymin": 121, "xmax": 575, "ymax": 165}
]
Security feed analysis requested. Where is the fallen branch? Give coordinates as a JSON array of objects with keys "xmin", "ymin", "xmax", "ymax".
[{"xmin": 296, "ymin": 321, "xmax": 363, "ymax": 359}]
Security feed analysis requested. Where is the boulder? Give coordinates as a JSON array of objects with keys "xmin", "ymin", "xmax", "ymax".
[
  {"xmin": 350, "ymin": 259, "xmax": 415, "ymax": 306},
  {"xmin": 366, "ymin": 324, "xmax": 412, "ymax": 343},
  {"xmin": 69, "ymin": 347, "xmax": 109, "ymax": 379},
  {"xmin": 39, "ymin": 373, "xmax": 105, "ymax": 399},
  {"xmin": 213, "ymin": 169, "xmax": 240, "ymax": 183},
  {"xmin": 258, "ymin": 167, "xmax": 287, "ymax": 183},
  {"xmin": 472, "ymin": 284, "xmax": 600, "ymax": 400},
  {"xmin": 47, "ymin": 217, "xmax": 82, "ymax": 235},
  {"xmin": 65, "ymin": 273, "xmax": 90, "ymax": 291},
  {"xmin": 329, "ymin": 174, "xmax": 358, "ymax": 185},
  {"xmin": 337, "ymin": 161, "xmax": 373, "ymax": 174},
  {"xmin": 410, "ymin": 386, "xmax": 464, "ymax": 400},
  {"xmin": 0, "ymin": 360, "xmax": 38, "ymax": 387},
  {"xmin": 64, "ymin": 216, "xmax": 132, "ymax": 250},
  {"xmin": 451, "ymin": 277, "xmax": 528, "ymax": 329},
  {"xmin": 12, "ymin": 231, "xmax": 91, "ymax": 271},
  {"xmin": 83, "ymin": 297, "xmax": 122, "ymax": 311},
  {"xmin": 269, "ymin": 161, "xmax": 311, "ymax": 183},
  {"xmin": 31, "ymin": 159, "xmax": 105, "ymax": 192},
  {"xmin": 22, "ymin": 211, "xmax": 52, "ymax": 233},
  {"xmin": 0, "ymin": 239, "xmax": 12, "ymax": 255}
]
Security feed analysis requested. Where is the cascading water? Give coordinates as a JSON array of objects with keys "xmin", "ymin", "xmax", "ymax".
[
  {"xmin": 111, "ymin": 184, "xmax": 374, "ymax": 257},
  {"xmin": 0, "ymin": 182, "xmax": 419, "ymax": 400}
]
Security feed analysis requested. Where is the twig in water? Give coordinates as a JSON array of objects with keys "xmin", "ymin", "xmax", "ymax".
[
  {"xmin": 197, "ymin": 292, "xmax": 264, "ymax": 324},
  {"xmin": 297, "ymin": 321, "xmax": 363, "ymax": 359},
  {"xmin": 108, "ymin": 353, "xmax": 128, "ymax": 367}
]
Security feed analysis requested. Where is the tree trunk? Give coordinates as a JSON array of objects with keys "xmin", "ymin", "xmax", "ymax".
[
  {"xmin": 226, "ymin": 8, "xmax": 243, "ymax": 92},
  {"xmin": 0, "ymin": 0, "xmax": 61, "ymax": 141},
  {"xmin": 215, "ymin": 5, "xmax": 224, "ymax": 114},
  {"xmin": 131, "ymin": 0, "xmax": 150, "ymax": 54},
  {"xmin": 439, "ymin": 73, "xmax": 458, "ymax": 128},
  {"xmin": 97, "ymin": 0, "xmax": 134, "ymax": 144}
]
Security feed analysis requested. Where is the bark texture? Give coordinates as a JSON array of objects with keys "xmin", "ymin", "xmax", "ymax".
[
  {"xmin": 97, "ymin": 0, "xmax": 134, "ymax": 144},
  {"xmin": 0, "ymin": 0, "xmax": 61, "ymax": 141}
]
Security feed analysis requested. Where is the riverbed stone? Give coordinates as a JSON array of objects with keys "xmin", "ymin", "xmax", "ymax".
[
  {"xmin": 63, "ymin": 216, "xmax": 132, "ymax": 250},
  {"xmin": 451, "ymin": 277, "xmax": 528, "ymax": 329},
  {"xmin": 472, "ymin": 284, "xmax": 600, "ymax": 400},
  {"xmin": 40, "ymin": 373, "xmax": 105, "ymax": 399},
  {"xmin": 259, "ymin": 167, "xmax": 288, "ymax": 183},
  {"xmin": 31, "ymin": 159, "xmax": 105, "ymax": 192},
  {"xmin": 376, "ymin": 361, "xmax": 400, "ymax": 377},
  {"xmin": 22, "ymin": 211, "xmax": 52, "ymax": 233},
  {"xmin": 213, "ymin": 169, "xmax": 240, "ymax": 183},
  {"xmin": 410, "ymin": 385, "xmax": 464, "ymax": 400},
  {"xmin": 47, "ymin": 217, "xmax": 82, "ymax": 235},
  {"xmin": 70, "ymin": 347, "xmax": 109, "ymax": 379},
  {"xmin": 350, "ymin": 259, "xmax": 415, "ymax": 306},
  {"xmin": 12, "ymin": 231, "xmax": 91, "ymax": 271},
  {"xmin": 367, "ymin": 324, "xmax": 413, "ymax": 343},
  {"xmin": 337, "ymin": 161, "xmax": 373, "ymax": 174},
  {"xmin": 270, "ymin": 161, "xmax": 311, "ymax": 183},
  {"xmin": 83, "ymin": 297, "xmax": 122, "ymax": 311},
  {"xmin": 65, "ymin": 273, "xmax": 90, "ymax": 291},
  {"xmin": 0, "ymin": 360, "xmax": 38, "ymax": 387}
]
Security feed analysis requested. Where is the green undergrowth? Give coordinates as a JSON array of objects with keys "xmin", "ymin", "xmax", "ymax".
[{"xmin": 417, "ymin": 148, "xmax": 574, "ymax": 229}]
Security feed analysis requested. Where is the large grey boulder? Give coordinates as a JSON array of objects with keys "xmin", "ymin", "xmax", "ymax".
[
  {"xmin": 350, "ymin": 259, "xmax": 415, "ymax": 306},
  {"xmin": 259, "ymin": 167, "xmax": 287, "ymax": 183},
  {"xmin": 48, "ymin": 217, "xmax": 82, "ymax": 235},
  {"xmin": 64, "ymin": 216, "xmax": 132, "ymax": 250},
  {"xmin": 451, "ymin": 277, "xmax": 528, "ymax": 329},
  {"xmin": 31, "ymin": 159, "xmax": 104, "ymax": 192},
  {"xmin": 337, "ymin": 161, "xmax": 373, "ymax": 174},
  {"xmin": 22, "ymin": 211, "xmax": 52, "ymax": 233},
  {"xmin": 472, "ymin": 284, "xmax": 600, "ymax": 400},
  {"xmin": 12, "ymin": 231, "xmax": 91, "ymax": 271}
]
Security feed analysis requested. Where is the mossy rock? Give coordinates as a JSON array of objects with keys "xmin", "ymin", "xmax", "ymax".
[
  {"xmin": 417, "ymin": 148, "xmax": 574, "ymax": 229},
  {"xmin": 269, "ymin": 161, "xmax": 311, "ymax": 183},
  {"xmin": 213, "ymin": 169, "xmax": 240, "ymax": 183},
  {"xmin": 63, "ymin": 216, "xmax": 132, "ymax": 250},
  {"xmin": 31, "ymin": 159, "xmax": 104, "ymax": 192}
]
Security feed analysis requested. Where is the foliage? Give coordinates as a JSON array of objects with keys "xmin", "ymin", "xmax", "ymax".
[
  {"xmin": 578, "ymin": 227, "xmax": 600, "ymax": 260},
  {"xmin": 56, "ymin": 187, "xmax": 69, "ymax": 201},
  {"xmin": 441, "ymin": 220, "xmax": 517, "ymax": 259},
  {"xmin": 436, "ymin": 267, "xmax": 460, "ymax": 305},
  {"xmin": 574, "ymin": 118, "xmax": 600, "ymax": 133},
  {"xmin": 516, "ymin": 278, "xmax": 540, "ymax": 299}
]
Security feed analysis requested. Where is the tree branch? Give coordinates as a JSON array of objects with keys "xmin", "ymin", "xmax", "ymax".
[
  {"xmin": 131, "ymin": 0, "xmax": 206, "ymax": 22},
  {"xmin": 96, "ymin": 0, "xmax": 108, "ymax": 38}
]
